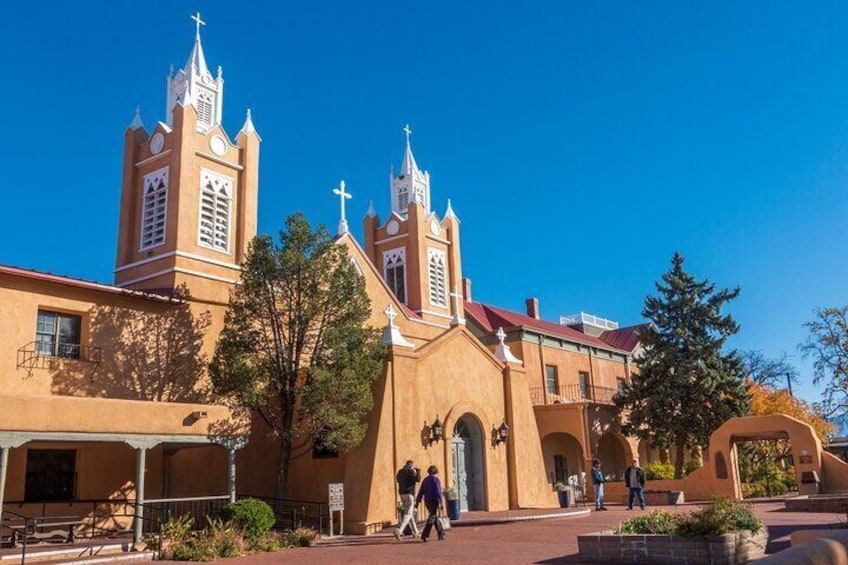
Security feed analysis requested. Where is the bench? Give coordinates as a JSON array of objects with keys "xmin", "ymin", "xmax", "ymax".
[{"xmin": 8, "ymin": 516, "xmax": 88, "ymax": 547}]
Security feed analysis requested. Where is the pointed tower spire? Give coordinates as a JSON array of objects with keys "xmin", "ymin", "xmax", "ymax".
[
  {"xmin": 366, "ymin": 200, "xmax": 377, "ymax": 218},
  {"xmin": 444, "ymin": 199, "xmax": 457, "ymax": 220},
  {"xmin": 240, "ymin": 108, "xmax": 256, "ymax": 135},
  {"xmin": 390, "ymin": 124, "xmax": 431, "ymax": 216},
  {"xmin": 400, "ymin": 124, "xmax": 419, "ymax": 175},
  {"xmin": 128, "ymin": 106, "xmax": 145, "ymax": 131},
  {"xmin": 166, "ymin": 12, "xmax": 224, "ymax": 131}
]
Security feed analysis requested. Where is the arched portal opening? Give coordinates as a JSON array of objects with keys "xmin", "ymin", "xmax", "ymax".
[
  {"xmin": 597, "ymin": 433, "xmax": 630, "ymax": 480},
  {"xmin": 541, "ymin": 433, "xmax": 584, "ymax": 488},
  {"xmin": 451, "ymin": 414, "xmax": 486, "ymax": 511}
]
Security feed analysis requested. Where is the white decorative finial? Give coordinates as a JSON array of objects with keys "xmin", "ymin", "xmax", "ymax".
[
  {"xmin": 191, "ymin": 12, "xmax": 206, "ymax": 37},
  {"xmin": 333, "ymin": 179, "xmax": 352, "ymax": 235},
  {"xmin": 384, "ymin": 304, "xmax": 398, "ymax": 327},
  {"xmin": 444, "ymin": 199, "xmax": 457, "ymax": 220},
  {"xmin": 217, "ymin": 65, "xmax": 223, "ymax": 79},
  {"xmin": 129, "ymin": 105, "xmax": 144, "ymax": 130},
  {"xmin": 169, "ymin": 64, "xmax": 174, "ymax": 77},
  {"xmin": 494, "ymin": 326, "xmax": 522, "ymax": 365},
  {"xmin": 383, "ymin": 304, "xmax": 414, "ymax": 348},
  {"xmin": 366, "ymin": 200, "xmax": 377, "ymax": 218},
  {"xmin": 403, "ymin": 124, "xmax": 412, "ymax": 147},
  {"xmin": 240, "ymin": 108, "xmax": 256, "ymax": 135},
  {"xmin": 450, "ymin": 285, "xmax": 466, "ymax": 326}
]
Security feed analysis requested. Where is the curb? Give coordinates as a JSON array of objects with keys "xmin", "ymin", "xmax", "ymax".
[{"xmin": 451, "ymin": 508, "xmax": 591, "ymax": 527}]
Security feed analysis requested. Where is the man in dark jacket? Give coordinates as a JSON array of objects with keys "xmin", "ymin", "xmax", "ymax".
[
  {"xmin": 394, "ymin": 460, "xmax": 421, "ymax": 540},
  {"xmin": 591, "ymin": 459, "xmax": 607, "ymax": 511},
  {"xmin": 624, "ymin": 458, "xmax": 646, "ymax": 510}
]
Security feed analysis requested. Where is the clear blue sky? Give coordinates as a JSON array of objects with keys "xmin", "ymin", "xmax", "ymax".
[{"xmin": 1, "ymin": 1, "xmax": 844, "ymax": 405}]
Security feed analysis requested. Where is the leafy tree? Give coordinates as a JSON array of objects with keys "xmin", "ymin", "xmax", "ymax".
[
  {"xmin": 741, "ymin": 350, "xmax": 799, "ymax": 392},
  {"xmin": 747, "ymin": 381, "xmax": 834, "ymax": 442},
  {"xmin": 210, "ymin": 213, "xmax": 386, "ymax": 499},
  {"xmin": 800, "ymin": 306, "xmax": 848, "ymax": 427},
  {"xmin": 616, "ymin": 252, "xmax": 750, "ymax": 478}
]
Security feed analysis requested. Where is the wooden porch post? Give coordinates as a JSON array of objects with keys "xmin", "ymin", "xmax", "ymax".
[
  {"xmin": 0, "ymin": 446, "xmax": 9, "ymax": 517},
  {"xmin": 133, "ymin": 447, "xmax": 147, "ymax": 547}
]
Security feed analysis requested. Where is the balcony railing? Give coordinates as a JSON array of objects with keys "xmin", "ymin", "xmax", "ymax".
[
  {"xmin": 16, "ymin": 341, "xmax": 102, "ymax": 371},
  {"xmin": 530, "ymin": 383, "xmax": 619, "ymax": 406}
]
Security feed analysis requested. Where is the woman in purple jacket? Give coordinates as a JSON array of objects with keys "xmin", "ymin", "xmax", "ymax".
[{"xmin": 416, "ymin": 465, "xmax": 446, "ymax": 541}]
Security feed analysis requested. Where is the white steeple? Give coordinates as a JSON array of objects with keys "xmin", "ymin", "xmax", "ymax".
[
  {"xmin": 239, "ymin": 108, "xmax": 256, "ymax": 136},
  {"xmin": 390, "ymin": 124, "xmax": 431, "ymax": 217},
  {"xmin": 165, "ymin": 12, "xmax": 225, "ymax": 132},
  {"xmin": 128, "ymin": 106, "xmax": 145, "ymax": 131}
]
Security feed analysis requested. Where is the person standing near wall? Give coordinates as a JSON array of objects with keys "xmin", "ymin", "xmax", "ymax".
[
  {"xmin": 624, "ymin": 458, "xmax": 646, "ymax": 510},
  {"xmin": 394, "ymin": 460, "xmax": 421, "ymax": 541},
  {"xmin": 591, "ymin": 459, "xmax": 608, "ymax": 511}
]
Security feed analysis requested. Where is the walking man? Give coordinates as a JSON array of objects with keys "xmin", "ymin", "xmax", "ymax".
[
  {"xmin": 394, "ymin": 460, "xmax": 421, "ymax": 540},
  {"xmin": 624, "ymin": 458, "xmax": 646, "ymax": 510},
  {"xmin": 591, "ymin": 459, "xmax": 607, "ymax": 510}
]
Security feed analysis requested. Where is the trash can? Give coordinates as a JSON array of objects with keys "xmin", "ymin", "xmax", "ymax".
[
  {"xmin": 799, "ymin": 471, "xmax": 821, "ymax": 496},
  {"xmin": 558, "ymin": 488, "xmax": 571, "ymax": 508}
]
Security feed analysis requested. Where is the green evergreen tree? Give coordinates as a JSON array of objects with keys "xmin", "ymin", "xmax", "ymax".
[
  {"xmin": 616, "ymin": 252, "xmax": 750, "ymax": 479},
  {"xmin": 210, "ymin": 213, "xmax": 386, "ymax": 499}
]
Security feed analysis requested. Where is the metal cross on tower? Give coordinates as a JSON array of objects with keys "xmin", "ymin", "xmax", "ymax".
[
  {"xmin": 333, "ymin": 180, "xmax": 352, "ymax": 235},
  {"xmin": 191, "ymin": 12, "xmax": 206, "ymax": 37},
  {"xmin": 403, "ymin": 124, "xmax": 412, "ymax": 146}
]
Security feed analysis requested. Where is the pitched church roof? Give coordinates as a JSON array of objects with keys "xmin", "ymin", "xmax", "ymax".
[
  {"xmin": 464, "ymin": 300, "xmax": 642, "ymax": 354},
  {"xmin": 0, "ymin": 264, "xmax": 174, "ymax": 302}
]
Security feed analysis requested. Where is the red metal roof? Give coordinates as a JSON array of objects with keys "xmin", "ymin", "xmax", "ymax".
[
  {"xmin": 600, "ymin": 324, "xmax": 648, "ymax": 351},
  {"xmin": 464, "ymin": 300, "xmax": 638, "ymax": 352},
  {"xmin": 0, "ymin": 264, "xmax": 173, "ymax": 302}
]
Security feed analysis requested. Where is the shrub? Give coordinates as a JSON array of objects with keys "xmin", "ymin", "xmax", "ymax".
[
  {"xmin": 248, "ymin": 531, "xmax": 286, "ymax": 552},
  {"xmin": 616, "ymin": 510, "xmax": 678, "ymax": 534},
  {"xmin": 683, "ymin": 458, "xmax": 702, "ymax": 477},
  {"xmin": 676, "ymin": 497, "xmax": 762, "ymax": 536},
  {"xmin": 220, "ymin": 498, "xmax": 276, "ymax": 539},
  {"xmin": 644, "ymin": 462, "xmax": 675, "ymax": 480},
  {"xmin": 283, "ymin": 527, "xmax": 319, "ymax": 547}
]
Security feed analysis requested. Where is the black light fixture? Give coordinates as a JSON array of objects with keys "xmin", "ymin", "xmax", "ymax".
[
  {"xmin": 495, "ymin": 421, "xmax": 510, "ymax": 445},
  {"xmin": 429, "ymin": 415, "xmax": 444, "ymax": 445}
]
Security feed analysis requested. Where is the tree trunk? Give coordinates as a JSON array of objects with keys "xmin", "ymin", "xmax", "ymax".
[
  {"xmin": 276, "ymin": 435, "xmax": 293, "ymax": 500},
  {"xmin": 674, "ymin": 435, "xmax": 686, "ymax": 479},
  {"xmin": 659, "ymin": 448, "xmax": 669, "ymax": 464}
]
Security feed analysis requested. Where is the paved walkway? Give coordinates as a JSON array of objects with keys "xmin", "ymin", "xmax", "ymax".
[{"xmin": 196, "ymin": 502, "xmax": 846, "ymax": 565}]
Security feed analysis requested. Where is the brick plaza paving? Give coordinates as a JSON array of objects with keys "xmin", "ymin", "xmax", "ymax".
[{"xmin": 202, "ymin": 502, "xmax": 846, "ymax": 565}]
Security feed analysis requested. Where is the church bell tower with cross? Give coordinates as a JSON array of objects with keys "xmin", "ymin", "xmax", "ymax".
[
  {"xmin": 114, "ymin": 13, "xmax": 261, "ymax": 305},
  {"xmin": 363, "ymin": 126, "xmax": 464, "ymax": 327}
]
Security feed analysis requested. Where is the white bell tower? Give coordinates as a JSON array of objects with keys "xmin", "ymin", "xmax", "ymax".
[
  {"xmin": 165, "ymin": 12, "xmax": 224, "ymax": 132},
  {"xmin": 390, "ymin": 125, "xmax": 430, "ymax": 217}
]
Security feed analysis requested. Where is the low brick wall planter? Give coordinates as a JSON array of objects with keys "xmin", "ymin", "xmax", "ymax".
[
  {"xmin": 620, "ymin": 491, "xmax": 685, "ymax": 506},
  {"xmin": 784, "ymin": 494, "xmax": 848, "ymax": 513},
  {"xmin": 577, "ymin": 527, "xmax": 768, "ymax": 564}
]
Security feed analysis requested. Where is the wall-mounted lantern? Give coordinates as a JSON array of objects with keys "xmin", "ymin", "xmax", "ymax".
[
  {"xmin": 495, "ymin": 421, "xmax": 510, "ymax": 445},
  {"xmin": 429, "ymin": 415, "xmax": 444, "ymax": 445}
]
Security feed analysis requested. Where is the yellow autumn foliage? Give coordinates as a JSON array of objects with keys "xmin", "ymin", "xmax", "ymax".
[{"xmin": 747, "ymin": 381, "xmax": 835, "ymax": 442}]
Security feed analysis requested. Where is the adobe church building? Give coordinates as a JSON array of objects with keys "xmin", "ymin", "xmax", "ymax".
[{"xmin": 0, "ymin": 18, "xmax": 650, "ymax": 535}]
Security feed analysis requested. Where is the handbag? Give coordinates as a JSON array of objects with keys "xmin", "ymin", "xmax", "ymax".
[{"xmin": 437, "ymin": 510, "xmax": 451, "ymax": 532}]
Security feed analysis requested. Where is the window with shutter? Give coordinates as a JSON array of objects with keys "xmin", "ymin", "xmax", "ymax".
[
  {"xmin": 197, "ymin": 168, "xmax": 232, "ymax": 253},
  {"xmin": 428, "ymin": 248, "xmax": 447, "ymax": 307},
  {"xmin": 383, "ymin": 248, "xmax": 406, "ymax": 303},
  {"xmin": 196, "ymin": 90, "xmax": 215, "ymax": 127},
  {"xmin": 139, "ymin": 167, "xmax": 169, "ymax": 250}
]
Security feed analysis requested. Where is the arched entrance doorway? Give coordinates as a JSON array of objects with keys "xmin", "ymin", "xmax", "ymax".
[
  {"xmin": 597, "ymin": 433, "xmax": 630, "ymax": 480},
  {"xmin": 541, "ymin": 433, "xmax": 584, "ymax": 487},
  {"xmin": 451, "ymin": 414, "xmax": 485, "ymax": 511}
]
